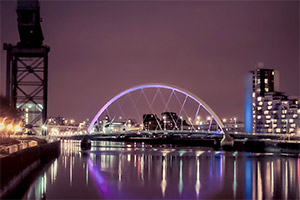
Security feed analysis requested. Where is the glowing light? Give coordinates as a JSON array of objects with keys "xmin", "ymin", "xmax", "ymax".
[
  {"xmin": 88, "ymin": 83, "xmax": 225, "ymax": 133},
  {"xmin": 7, "ymin": 124, "xmax": 13, "ymax": 130},
  {"xmin": 15, "ymin": 125, "xmax": 21, "ymax": 132}
]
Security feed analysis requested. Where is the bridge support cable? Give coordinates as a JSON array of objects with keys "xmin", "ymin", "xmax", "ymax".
[
  {"xmin": 193, "ymin": 104, "xmax": 201, "ymax": 123},
  {"xmin": 173, "ymin": 92, "xmax": 197, "ymax": 131},
  {"xmin": 177, "ymin": 93, "xmax": 188, "ymax": 118},
  {"xmin": 141, "ymin": 89, "xmax": 164, "ymax": 131},
  {"xmin": 116, "ymin": 100, "xmax": 126, "ymax": 121},
  {"xmin": 128, "ymin": 92, "xmax": 144, "ymax": 124},
  {"xmin": 105, "ymin": 108, "xmax": 112, "ymax": 121},
  {"xmin": 157, "ymin": 89, "xmax": 180, "ymax": 131},
  {"xmin": 143, "ymin": 88, "xmax": 163, "ymax": 131},
  {"xmin": 163, "ymin": 89, "xmax": 174, "ymax": 112}
]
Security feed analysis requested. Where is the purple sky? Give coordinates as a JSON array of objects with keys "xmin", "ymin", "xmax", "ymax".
[{"xmin": 1, "ymin": 1, "xmax": 299, "ymax": 122}]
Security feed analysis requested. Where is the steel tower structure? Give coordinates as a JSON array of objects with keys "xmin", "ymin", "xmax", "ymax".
[{"xmin": 3, "ymin": 0, "xmax": 50, "ymax": 134}]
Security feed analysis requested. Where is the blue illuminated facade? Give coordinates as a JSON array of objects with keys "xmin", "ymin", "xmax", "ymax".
[{"xmin": 244, "ymin": 73, "xmax": 253, "ymax": 133}]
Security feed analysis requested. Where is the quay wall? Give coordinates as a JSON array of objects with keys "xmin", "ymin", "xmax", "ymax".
[{"xmin": 0, "ymin": 140, "xmax": 60, "ymax": 199}]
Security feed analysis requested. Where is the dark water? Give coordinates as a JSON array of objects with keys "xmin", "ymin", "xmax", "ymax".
[{"xmin": 23, "ymin": 140, "xmax": 300, "ymax": 199}]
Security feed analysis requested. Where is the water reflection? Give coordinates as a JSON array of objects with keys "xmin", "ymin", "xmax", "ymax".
[{"xmin": 24, "ymin": 140, "xmax": 300, "ymax": 199}]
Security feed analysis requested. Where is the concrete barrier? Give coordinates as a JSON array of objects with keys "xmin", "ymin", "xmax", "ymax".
[{"xmin": 0, "ymin": 140, "xmax": 60, "ymax": 199}]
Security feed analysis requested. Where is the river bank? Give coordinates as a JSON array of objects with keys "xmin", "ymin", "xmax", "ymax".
[{"xmin": 0, "ymin": 138, "xmax": 60, "ymax": 199}]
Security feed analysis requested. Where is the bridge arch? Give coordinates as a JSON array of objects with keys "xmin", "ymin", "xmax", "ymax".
[{"xmin": 88, "ymin": 83, "xmax": 225, "ymax": 133}]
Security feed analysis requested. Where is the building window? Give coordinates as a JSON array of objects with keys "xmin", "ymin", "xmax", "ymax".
[
  {"xmin": 264, "ymin": 111, "xmax": 269, "ymax": 115},
  {"xmin": 268, "ymin": 106, "xmax": 272, "ymax": 110},
  {"xmin": 268, "ymin": 129, "xmax": 272, "ymax": 133},
  {"xmin": 265, "ymin": 88, "xmax": 269, "ymax": 92},
  {"xmin": 264, "ymin": 79, "xmax": 268, "ymax": 84},
  {"xmin": 257, "ymin": 115, "xmax": 261, "ymax": 119},
  {"xmin": 268, "ymin": 101, "xmax": 272, "ymax": 105},
  {"xmin": 289, "ymin": 119, "xmax": 294, "ymax": 123},
  {"xmin": 293, "ymin": 114, "xmax": 297, "ymax": 118},
  {"xmin": 276, "ymin": 128, "xmax": 281, "ymax": 133}
]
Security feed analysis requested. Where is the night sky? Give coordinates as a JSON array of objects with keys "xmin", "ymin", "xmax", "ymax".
[{"xmin": 1, "ymin": 1, "xmax": 299, "ymax": 122}]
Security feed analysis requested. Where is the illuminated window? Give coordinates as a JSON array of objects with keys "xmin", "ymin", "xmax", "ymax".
[
  {"xmin": 267, "ymin": 101, "xmax": 272, "ymax": 105},
  {"xmin": 258, "ymin": 102, "xmax": 263, "ymax": 106},
  {"xmin": 252, "ymin": 93, "xmax": 255, "ymax": 98},
  {"xmin": 257, "ymin": 97, "xmax": 262, "ymax": 102},
  {"xmin": 276, "ymin": 128, "xmax": 281, "ymax": 133},
  {"xmin": 282, "ymin": 110, "xmax": 287, "ymax": 114},
  {"xmin": 289, "ymin": 119, "xmax": 294, "ymax": 123},
  {"xmin": 257, "ymin": 107, "xmax": 262, "ymax": 111},
  {"xmin": 268, "ymin": 129, "xmax": 272, "ymax": 133},
  {"xmin": 298, "ymin": 109, "xmax": 300, "ymax": 114},
  {"xmin": 289, "ymin": 128, "xmax": 294, "ymax": 133},
  {"xmin": 293, "ymin": 114, "xmax": 297, "ymax": 118},
  {"xmin": 268, "ymin": 106, "xmax": 272, "ymax": 110},
  {"xmin": 266, "ymin": 120, "xmax": 271, "ymax": 124},
  {"xmin": 265, "ymin": 88, "xmax": 269, "ymax": 92},
  {"xmin": 272, "ymin": 71, "xmax": 274, "ymax": 75},
  {"xmin": 281, "ymin": 115, "xmax": 285, "ymax": 118},
  {"xmin": 266, "ymin": 115, "xmax": 271, "ymax": 119},
  {"xmin": 291, "ymin": 124, "xmax": 296, "ymax": 128},
  {"xmin": 273, "ymin": 124, "xmax": 277, "ymax": 128},
  {"xmin": 264, "ymin": 124, "xmax": 269, "ymax": 128},
  {"xmin": 264, "ymin": 111, "xmax": 269, "ymax": 115},
  {"xmin": 264, "ymin": 79, "xmax": 268, "ymax": 84},
  {"xmin": 257, "ymin": 115, "xmax": 261, "ymax": 119}
]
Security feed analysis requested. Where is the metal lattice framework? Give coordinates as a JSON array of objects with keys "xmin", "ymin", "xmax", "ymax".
[{"xmin": 88, "ymin": 83, "xmax": 225, "ymax": 134}]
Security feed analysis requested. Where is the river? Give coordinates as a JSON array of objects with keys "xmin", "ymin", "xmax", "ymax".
[{"xmin": 23, "ymin": 140, "xmax": 300, "ymax": 199}]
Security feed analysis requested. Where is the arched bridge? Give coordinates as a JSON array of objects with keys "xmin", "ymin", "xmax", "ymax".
[{"xmin": 88, "ymin": 83, "xmax": 233, "ymax": 146}]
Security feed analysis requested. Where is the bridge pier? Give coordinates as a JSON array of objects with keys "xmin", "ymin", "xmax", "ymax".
[{"xmin": 221, "ymin": 130, "xmax": 234, "ymax": 147}]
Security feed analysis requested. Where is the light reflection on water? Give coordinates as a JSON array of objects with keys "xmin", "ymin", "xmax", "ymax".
[{"xmin": 23, "ymin": 140, "xmax": 300, "ymax": 199}]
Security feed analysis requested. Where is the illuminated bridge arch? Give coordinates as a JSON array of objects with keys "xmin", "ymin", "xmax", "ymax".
[{"xmin": 88, "ymin": 83, "xmax": 225, "ymax": 133}]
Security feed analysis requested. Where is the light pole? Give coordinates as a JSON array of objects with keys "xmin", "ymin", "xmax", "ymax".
[
  {"xmin": 180, "ymin": 116, "xmax": 183, "ymax": 132},
  {"xmin": 163, "ymin": 116, "xmax": 166, "ymax": 131},
  {"xmin": 234, "ymin": 117, "xmax": 237, "ymax": 132}
]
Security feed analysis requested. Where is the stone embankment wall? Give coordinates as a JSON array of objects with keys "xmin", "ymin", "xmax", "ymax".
[{"xmin": 0, "ymin": 140, "xmax": 60, "ymax": 198}]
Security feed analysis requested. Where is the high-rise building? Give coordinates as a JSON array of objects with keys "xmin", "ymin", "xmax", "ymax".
[{"xmin": 244, "ymin": 66, "xmax": 299, "ymax": 134}]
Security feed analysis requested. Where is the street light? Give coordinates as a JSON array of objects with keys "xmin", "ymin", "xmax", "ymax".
[
  {"xmin": 180, "ymin": 116, "xmax": 183, "ymax": 131},
  {"xmin": 163, "ymin": 116, "xmax": 166, "ymax": 131},
  {"xmin": 234, "ymin": 117, "xmax": 237, "ymax": 132}
]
